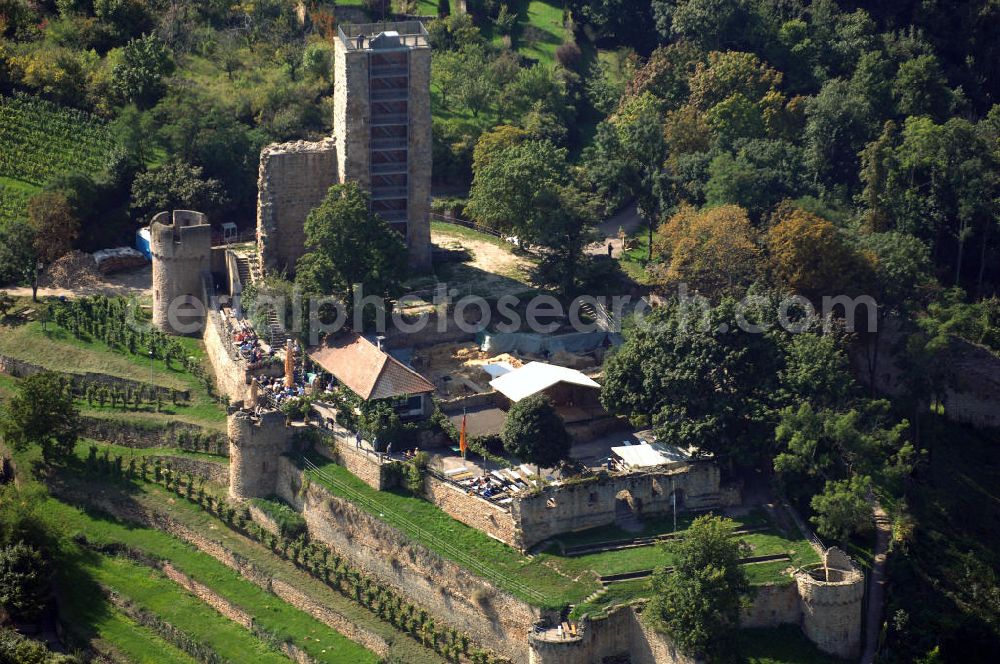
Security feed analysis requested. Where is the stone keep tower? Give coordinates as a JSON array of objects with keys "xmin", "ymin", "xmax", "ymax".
[
  {"xmin": 228, "ymin": 410, "xmax": 292, "ymax": 500},
  {"xmin": 334, "ymin": 21, "xmax": 432, "ymax": 271},
  {"xmin": 795, "ymin": 547, "xmax": 865, "ymax": 659},
  {"xmin": 150, "ymin": 210, "xmax": 212, "ymax": 335}
]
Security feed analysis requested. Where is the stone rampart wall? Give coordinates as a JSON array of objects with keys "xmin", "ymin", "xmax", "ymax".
[
  {"xmin": 423, "ymin": 473, "xmax": 519, "ymax": 547},
  {"xmin": 314, "ymin": 427, "xmax": 387, "ymax": 490},
  {"xmin": 274, "ymin": 456, "xmax": 542, "ymax": 663},
  {"xmin": 740, "ymin": 582, "xmax": 801, "ymax": 628},
  {"xmin": 203, "ymin": 309, "xmax": 252, "ymax": 404},
  {"xmin": 512, "ymin": 464, "xmax": 737, "ymax": 550},
  {"xmin": 529, "ymin": 605, "xmax": 695, "ymax": 664}
]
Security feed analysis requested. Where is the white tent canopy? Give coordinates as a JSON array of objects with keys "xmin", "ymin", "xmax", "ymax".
[
  {"xmin": 611, "ymin": 443, "xmax": 690, "ymax": 470},
  {"xmin": 489, "ymin": 361, "xmax": 600, "ymax": 403}
]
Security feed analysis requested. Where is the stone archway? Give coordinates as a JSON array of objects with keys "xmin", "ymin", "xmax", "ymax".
[{"xmin": 615, "ymin": 489, "xmax": 643, "ymax": 533}]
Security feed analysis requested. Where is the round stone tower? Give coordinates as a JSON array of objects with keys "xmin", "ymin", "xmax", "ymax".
[
  {"xmin": 150, "ymin": 210, "xmax": 212, "ymax": 335},
  {"xmin": 796, "ymin": 547, "xmax": 865, "ymax": 659},
  {"xmin": 228, "ymin": 409, "xmax": 292, "ymax": 500}
]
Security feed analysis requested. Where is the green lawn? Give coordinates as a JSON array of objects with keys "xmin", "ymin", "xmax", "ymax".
[
  {"xmin": 303, "ymin": 453, "xmax": 599, "ymax": 608},
  {"xmin": 543, "ymin": 512, "xmax": 819, "ymax": 581},
  {"xmin": 515, "ymin": 2, "xmax": 567, "ymax": 66},
  {"xmin": 42, "ymin": 496, "xmax": 378, "ymax": 664},
  {"xmin": 0, "ymin": 320, "xmax": 225, "ymax": 429},
  {"xmin": 619, "ymin": 230, "xmax": 656, "ymax": 285}
]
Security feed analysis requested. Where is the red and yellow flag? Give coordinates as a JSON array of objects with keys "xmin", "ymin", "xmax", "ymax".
[{"xmin": 459, "ymin": 412, "xmax": 468, "ymax": 458}]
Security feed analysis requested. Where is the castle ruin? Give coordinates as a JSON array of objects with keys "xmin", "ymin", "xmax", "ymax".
[{"xmin": 257, "ymin": 21, "xmax": 432, "ymax": 274}]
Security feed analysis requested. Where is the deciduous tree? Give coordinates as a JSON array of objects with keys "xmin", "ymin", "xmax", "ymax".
[
  {"xmin": 295, "ymin": 182, "xmax": 407, "ymax": 316},
  {"xmin": 0, "ymin": 371, "xmax": 80, "ymax": 464},
  {"xmin": 647, "ymin": 515, "xmax": 751, "ymax": 660},
  {"xmin": 652, "ymin": 203, "xmax": 761, "ymax": 298},
  {"xmin": 501, "ymin": 395, "xmax": 571, "ymax": 474},
  {"xmin": 765, "ymin": 203, "xmax": 872, "ymax": 302}
]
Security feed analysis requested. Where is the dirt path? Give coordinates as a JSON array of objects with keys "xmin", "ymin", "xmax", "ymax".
[
  {"xmin": 431, "ymin": 229, "xmax": 533, "ymax": 296},
  {"xmin": 586, "ymin": 203, "xmax": 642, "ymax": 258},
  {"xmin": 862, "ymin": 503, "xmax": 892, "ymax": 663},
  {"xmin": 4, "ymin": 265, "xmax": 152, "ymax": 299}
]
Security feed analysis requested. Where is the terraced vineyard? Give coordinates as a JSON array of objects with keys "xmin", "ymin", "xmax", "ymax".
[{"xmin": 0, "ymin": 93, "xmax": 121, "ymax": 224}]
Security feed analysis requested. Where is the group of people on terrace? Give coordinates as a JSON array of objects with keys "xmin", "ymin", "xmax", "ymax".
[
  {"xmin": 445, "ymin": 464, "xmax": 547, "ymax": 506},
  {"xmin": 223, "ymin": 312, "xmax": 275, "ymax": 369}
]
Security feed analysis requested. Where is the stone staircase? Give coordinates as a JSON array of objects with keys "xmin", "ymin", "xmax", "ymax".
[
  {"xmin": 232, "ymin": 249, "xmax": 287, "ymax": 347},
  {"xmin": 577, "ymin": 299, "xmax": 615, "ymax": 332}
]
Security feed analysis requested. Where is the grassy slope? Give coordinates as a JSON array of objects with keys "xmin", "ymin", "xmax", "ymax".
[
  {"xmin": 75, "ymin": 551, "xmax": 290, "ymax": 663},
  {"xmin": 0, "ymin": 321, "xmax": 225, "ymax": 429},
  {"xmin": 43, "ymin": 497, "xmax": 377, "ymax": 664},
  {"xmin": 76, "ymin": 439, "xmax": 227, "ymax": 466},
  {"xmin": 58, "ymin": 588, "xmax": 198, "ymax": 664},
  {"xmin": 50, "ymin": 463, "xmax": 446, "ymax": 664}
]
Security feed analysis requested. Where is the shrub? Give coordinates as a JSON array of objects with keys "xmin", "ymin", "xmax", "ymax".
[{"xmin": 0, "ymin": 542, "xmax": 50, "ymax": 622}]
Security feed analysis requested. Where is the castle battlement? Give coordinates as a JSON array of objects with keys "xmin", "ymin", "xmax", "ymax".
[
  {"xmin": 150, "ymin": 210, "xmax": 212, "ymax": 335},
  {"xmin": 795, "ymin": 547, "xmax": 865, "ymax": 658},
  {"xmin": 228, "ymin": 409, "xmax": 293, "ymax": 500}
]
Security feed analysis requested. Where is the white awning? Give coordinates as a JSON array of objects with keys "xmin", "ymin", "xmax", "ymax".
[
  {"xmin": 611, "ymin": 443, "xmax": 690, "ymax": 469},
  {"xmin": 488, "ymin": 361, "xmax": 600, "ymax": 403}
]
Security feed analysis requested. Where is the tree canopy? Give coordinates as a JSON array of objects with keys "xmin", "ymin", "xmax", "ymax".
[
  {"xmin": 0, "ymin": 371, "xmax": 80, "ymax": 464},
  {"xmin": 500, "ymin": 394, "xmax": 572, "ymax": 473},
  {"xmin": 647, "ymin": 514, "xmax": 752, "ymax": 660},
  {"xmin": 295, "ymin": 183, "xmax": 408, "ymax": 317}
]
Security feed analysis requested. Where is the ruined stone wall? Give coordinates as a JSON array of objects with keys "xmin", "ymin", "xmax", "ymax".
[
  {"xmin": 423, "ymin": 474, "xmax": 519, "ymax": 547},
  {"xmin": 333, "ymin": 43, "xmax": 369, "ymax": 188},
  {"xmin": 528, "ymin": 606, "xmax": 695, "ymax": 664},
  {"xmin": 382, "ymin": 306, "xmax": 485, "ymax": 350},
  {"xmin": 740, "ymin": 582, "xmax": 801, "ymax": 628},
  {"xmin": 314, "ymin": 428, "xmax": 386, "ymax": 490},
  {"xmin": 406, "ymin": 43, "xmax": 432, "ymax": 271},
  {"xmin": 151, "ymin": 210, "xmax": 212, "ymax": 335},
  {"xmin": 852, "ymin": 324, "xmax": 1000, "ymax": 430},
  {"xmin": 228, "ymin": 410, "xmax": 294, "ymax": 500},
  {"xmin": 274, "ymin": 457, "xmax": 542, "ymax": 663},
  {"xmin": 257, "ymin": 139, "xmax": 339, "ymax": 274},
  {"xmin": 512, "ymin": 464, "xmax": 736, "ymax": 550}
]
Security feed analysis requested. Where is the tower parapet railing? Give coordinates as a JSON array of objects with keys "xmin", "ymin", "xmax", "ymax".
[{"xmin": 337, "ymin": 22, "xmax": 429, "ymax": 50}]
